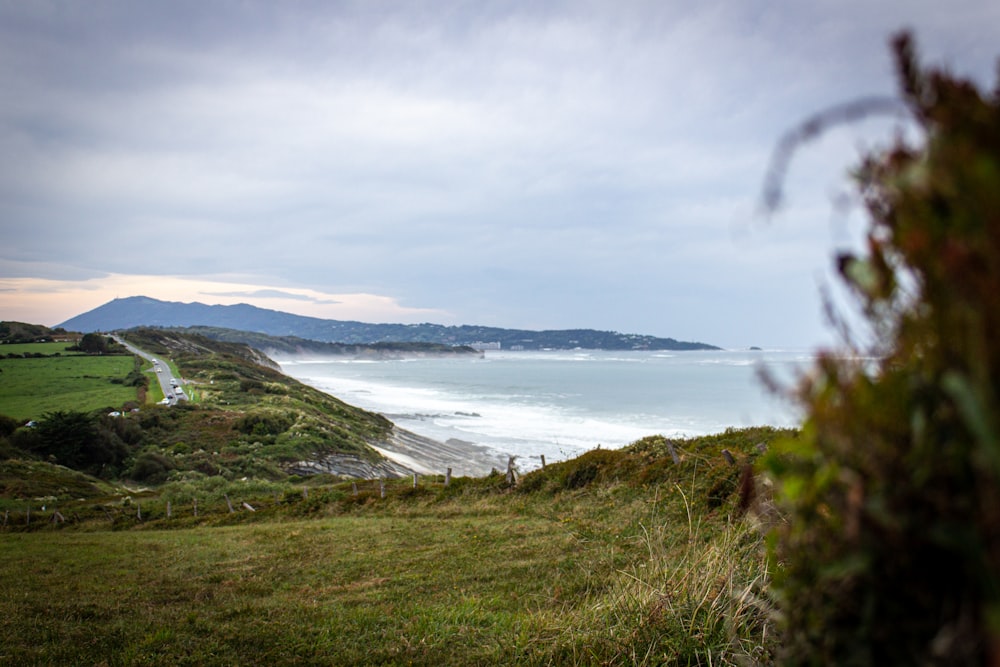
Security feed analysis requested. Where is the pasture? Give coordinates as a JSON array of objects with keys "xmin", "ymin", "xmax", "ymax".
[
  {"xmin": 0, "ymin": 473, "xmax": 770, "ymax": 666},
  {"xmin": 0, "ymin": 349, "xmax": 141, "ymax": 420}
]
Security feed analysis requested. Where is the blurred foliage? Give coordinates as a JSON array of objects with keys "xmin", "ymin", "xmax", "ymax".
[{"xmin": 766, "ymin": 33, "xmax": 1000, "ymax": 665}]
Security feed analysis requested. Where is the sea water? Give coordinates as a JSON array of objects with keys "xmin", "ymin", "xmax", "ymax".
[{"xmin": 277, "ymin": 349, "xmax": 810, "ymax": 470}]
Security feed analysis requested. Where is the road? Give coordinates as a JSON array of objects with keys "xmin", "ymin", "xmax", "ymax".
[{"xmin": 112, "ymin": 335, "xmax": 187, "ymax": 406}]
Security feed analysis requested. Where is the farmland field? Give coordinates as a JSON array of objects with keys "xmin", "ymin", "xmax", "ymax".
[
  {"xmin": 0, "ymin": 341, "xmax": 79, "ymax": 356},
  {"xmin": 0, "ymin": 350, "xmax": 140, "ymax": 420}
]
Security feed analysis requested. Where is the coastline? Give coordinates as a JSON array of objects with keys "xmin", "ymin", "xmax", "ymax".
[{"xmin": 370, "ymin": 428, "xmax": 508, "ymax": 478}]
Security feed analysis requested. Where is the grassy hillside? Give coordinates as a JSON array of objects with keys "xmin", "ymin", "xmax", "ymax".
[
  {"xmin": 0, "ymin": 320, "xmax": 77, "ymax": 344},
  {"xmin": 0, "ymin": 427, "xmax": 787, "ymax": 666},
  {"xmin": 0, "ymin": 328, "xmax": 416, "ymax": 494},
  {"xmin": 119, "ymin": 327, "xmax": 394, "ymax": 460}
]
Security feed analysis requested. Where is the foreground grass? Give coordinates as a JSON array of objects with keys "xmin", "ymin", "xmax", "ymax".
[
  {"xmin": 0, "ymin": 451, "xmax": 778, "ymax": 665},
  {"xmin": 2, "ymin": 513, "xmax": 588, "ymax": 665}
]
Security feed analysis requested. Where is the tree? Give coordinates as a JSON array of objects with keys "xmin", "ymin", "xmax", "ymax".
[
  {"xmin": 31, "ymin": 410, "xmax": 129, "ymax": 476},
  {"xmin": 78, "ymin": 333, "xmax": 110, "ymax": 354},
  {"xmin": 766, "ymin": 34, "xmax": 1000, "ymax": 665}
]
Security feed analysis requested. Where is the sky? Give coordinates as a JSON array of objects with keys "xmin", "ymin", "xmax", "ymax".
[{"xmin": 1, "ymin": 1, "xmax": 997, "ymax": 349}]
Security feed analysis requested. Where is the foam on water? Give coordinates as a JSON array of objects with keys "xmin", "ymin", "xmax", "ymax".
[{"xmin": 278, "ymin": 349, "xmax": 807, "ymax": 468}]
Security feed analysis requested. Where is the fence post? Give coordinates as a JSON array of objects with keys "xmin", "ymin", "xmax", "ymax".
[
  {"xmin": 506, "ymin": 456, "xmax": 517, "ymax": 486},
  {"xmin": 379, "ymin": 478, "xmax": 386, "ymax": 499},
  {"xmin": 352, "ymin": 481, "xmax": 358, "ymax": 496},
  {"xmin": 665, "ymin": 440, "xmax": 680, "ymax": 465},
  {"xmin": 722, "ymin": 449, "xmax": 736, "ymax": 465},
  {"xmin": 413, "ymin": 473, "xmax": 418, "ymax": 488},
  {"xmin": 242, "ymin": 502, "xmax": 256, "ymax": 512},
  {"xmin": 137, "ymin": 503, "xmax": 142, "ymax": 521},
  {"xmin": 445, "ymin": 468, "xmax": 452, "ymax": 486},
  {"xmin": 193, "ymin": 498, "xmax": 198, "ymax": 517},
  {"xmin": 540, "ymin": 455, "xmax": 546, "ymax": 468},
  {"xmin": 224, "ymin": 494, "xmax": 235, "ymax": 513},
  {"xmin": 166, "ymin": 501, "xmax": 172, "ymax": 519}
]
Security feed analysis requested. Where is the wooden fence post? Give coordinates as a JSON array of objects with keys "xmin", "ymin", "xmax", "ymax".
[
  {"xmin": 506, "ymin": 456, "xmax": 517, "ymax": 486},
  {"xmin": 302, "ymin": 487, "xmax": 309, "ymax": 500},
  {"xmin": 445, "ymin": 468, "xmax": 452, "ymax": 486},
  {"xmin": 242, "ymin": 502, "xmax": 256, "ymax": 512},
  {"xmin": 352, "ymin": 481, "xmax": 358, "ymax": 496},
  {"xmin": 379, "ymin": 478, "xmax": 386, "ymax": 499},
  {"xmin": 722, "ymin": 449, "xmax": 736, "ymax": 465},
  {"xmin": 666, "ymin": 440, "xmax": 680, "ymax": 465},
  {"xmin": 540, "ymin": 455, "xmax": 546, "ymax": 468},
  {"xmin": 166, "ymin": 501, "xmax": 172, "ymax": 519},
  {"xmin": 224, "ymin": 494, "xmax": 235, "ymax": 513},
  {"xmin": 193, "ymin": 498, "xmax": 198, "ymax": 517},
  {"xmin": 137, "ymin": 503, "xmax": 142, "ymax": 521},
  {"xmin": 413, "ymin": 473, "xmax": 418, "ymax": 488}
]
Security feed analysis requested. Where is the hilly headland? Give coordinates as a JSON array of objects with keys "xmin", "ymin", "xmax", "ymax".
[{"xmin": 58, "ymin": 295, "xmax": 721, "ymax": 351}]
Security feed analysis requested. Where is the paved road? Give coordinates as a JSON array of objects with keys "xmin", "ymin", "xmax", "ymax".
[{"xmin": 112, "ymin": 336, "xmax": 186, "ymax": 406}]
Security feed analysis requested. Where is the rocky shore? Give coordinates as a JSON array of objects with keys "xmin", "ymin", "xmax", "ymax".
[{"xmin": 285, "ymin": 425, "xmax": 507, "ymax": 480}]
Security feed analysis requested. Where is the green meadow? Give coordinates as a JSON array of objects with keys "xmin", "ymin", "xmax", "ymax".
[
  {"xmin": 0, "ymin": 344, "xmax": 142, "ymax": 420},
  {"xmin": 0, "ymin": 449, "xmax": 774, "ymax": 666}
]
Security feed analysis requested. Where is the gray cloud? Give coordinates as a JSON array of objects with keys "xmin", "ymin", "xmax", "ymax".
[
  {"xmin": 1, "ymin": 1, "xmax": 998, "ymax": 346},
  {"xmin": 200, "ymin": 289, "xmax": 340, "ymax": 305}
]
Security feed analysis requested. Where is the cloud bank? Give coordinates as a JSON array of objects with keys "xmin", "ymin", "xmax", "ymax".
[{"xmin": 1, "ymin": 1, "xmax": 997, "ymax": 346}]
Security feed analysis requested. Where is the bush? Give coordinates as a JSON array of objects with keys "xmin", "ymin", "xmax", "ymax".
[
  {"xmin": 129, "ymin": 451, "xmax": 176, "ymax": 485},
  {"xmin": 234, "ymin": 412, "xmax": 293, "ymax": 437},
  {"xmin": 0, "ymin": 414, "xmax": 19, "ymax": 438},
  {"xmin": 766, "ymin": 34, "xmax": 1000, "ymax": 665}
]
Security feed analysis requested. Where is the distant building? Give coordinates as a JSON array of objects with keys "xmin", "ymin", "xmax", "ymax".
[{"xmin": 468, "ymin": 341, "xmax": 501, "ymax": 351}]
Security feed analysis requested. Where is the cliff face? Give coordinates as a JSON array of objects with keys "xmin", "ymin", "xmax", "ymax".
[
  {"xmin": 285, "ymin": 425, "xmax": 506, "ymax": 480},
  {"xmin": 284, "ymin": 451, "xmax": 414, "ymax": 479}
]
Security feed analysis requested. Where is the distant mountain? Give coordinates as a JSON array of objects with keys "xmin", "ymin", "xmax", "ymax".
[{"xmin": 58, "ymin": 296, "xmax": 720, "ymax": 351}]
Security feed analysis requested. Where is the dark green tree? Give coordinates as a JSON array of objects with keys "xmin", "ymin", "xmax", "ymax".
[
  {"xmin": 766, "ymin": 34, "xmax": 1000, "ymax": 665},
  {"xmin": 31, "ymin": 410, "xmax": 129, "ymax": 476},
  {"xmin": 78, "ymin": 333, "xmax": 110, "ymax": 354}
]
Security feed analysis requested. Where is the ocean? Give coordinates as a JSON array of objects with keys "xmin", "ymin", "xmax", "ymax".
[{"xmin": 277, "ymin": 348, "xmax": 810, "ymax": 471}]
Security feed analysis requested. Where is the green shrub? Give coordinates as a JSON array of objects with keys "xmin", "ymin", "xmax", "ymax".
[
  {"xmin": 129, "ymin": 451, "xmax": 176, "ymax": 485},
  {"xmin": 766, "ymin": 34, "xmax": 1000, "ymax": 665},
  {"xmin": 234, "ymin": 412, "xmax": 293, "ymax": 437}
]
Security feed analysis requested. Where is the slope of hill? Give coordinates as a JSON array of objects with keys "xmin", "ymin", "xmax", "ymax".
[
  {"xmin": 0, "ymin": 321, "xmax": 76, "ymax": 344},
  {"xmin": 0, "ymin": 426, "xmax": 785, "ymax": 664},
  {"xmin": 118, "ymin": 328, "xmax": 500, "ymax": 478},
  {"xmin": 58, "ymin": 296, "xmax": 720, "ymax": 351},
  {"xmin": 170, "ymin": 325, "xmax": 483, "ymax": 358},
  {"xmin": 0, "ymin": 326, "xmax": 502, "ymax": 487}
]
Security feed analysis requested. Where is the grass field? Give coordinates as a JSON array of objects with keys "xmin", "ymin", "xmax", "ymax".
[
  {"xmin": 0, "ymin": 475, "xmax": 772, "ymax": 666},
  {"xmin": 0, "ymin": 350, "xmax": 140, "ymax": 420},
  {"xmin": 0, "ymin": 341, "xmax": 79, "ymax": 356}
]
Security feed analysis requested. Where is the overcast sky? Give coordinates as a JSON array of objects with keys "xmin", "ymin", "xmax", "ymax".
[{"xmin": 1, "ymin": 1, "xmax": 997, "ymax": 348}]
